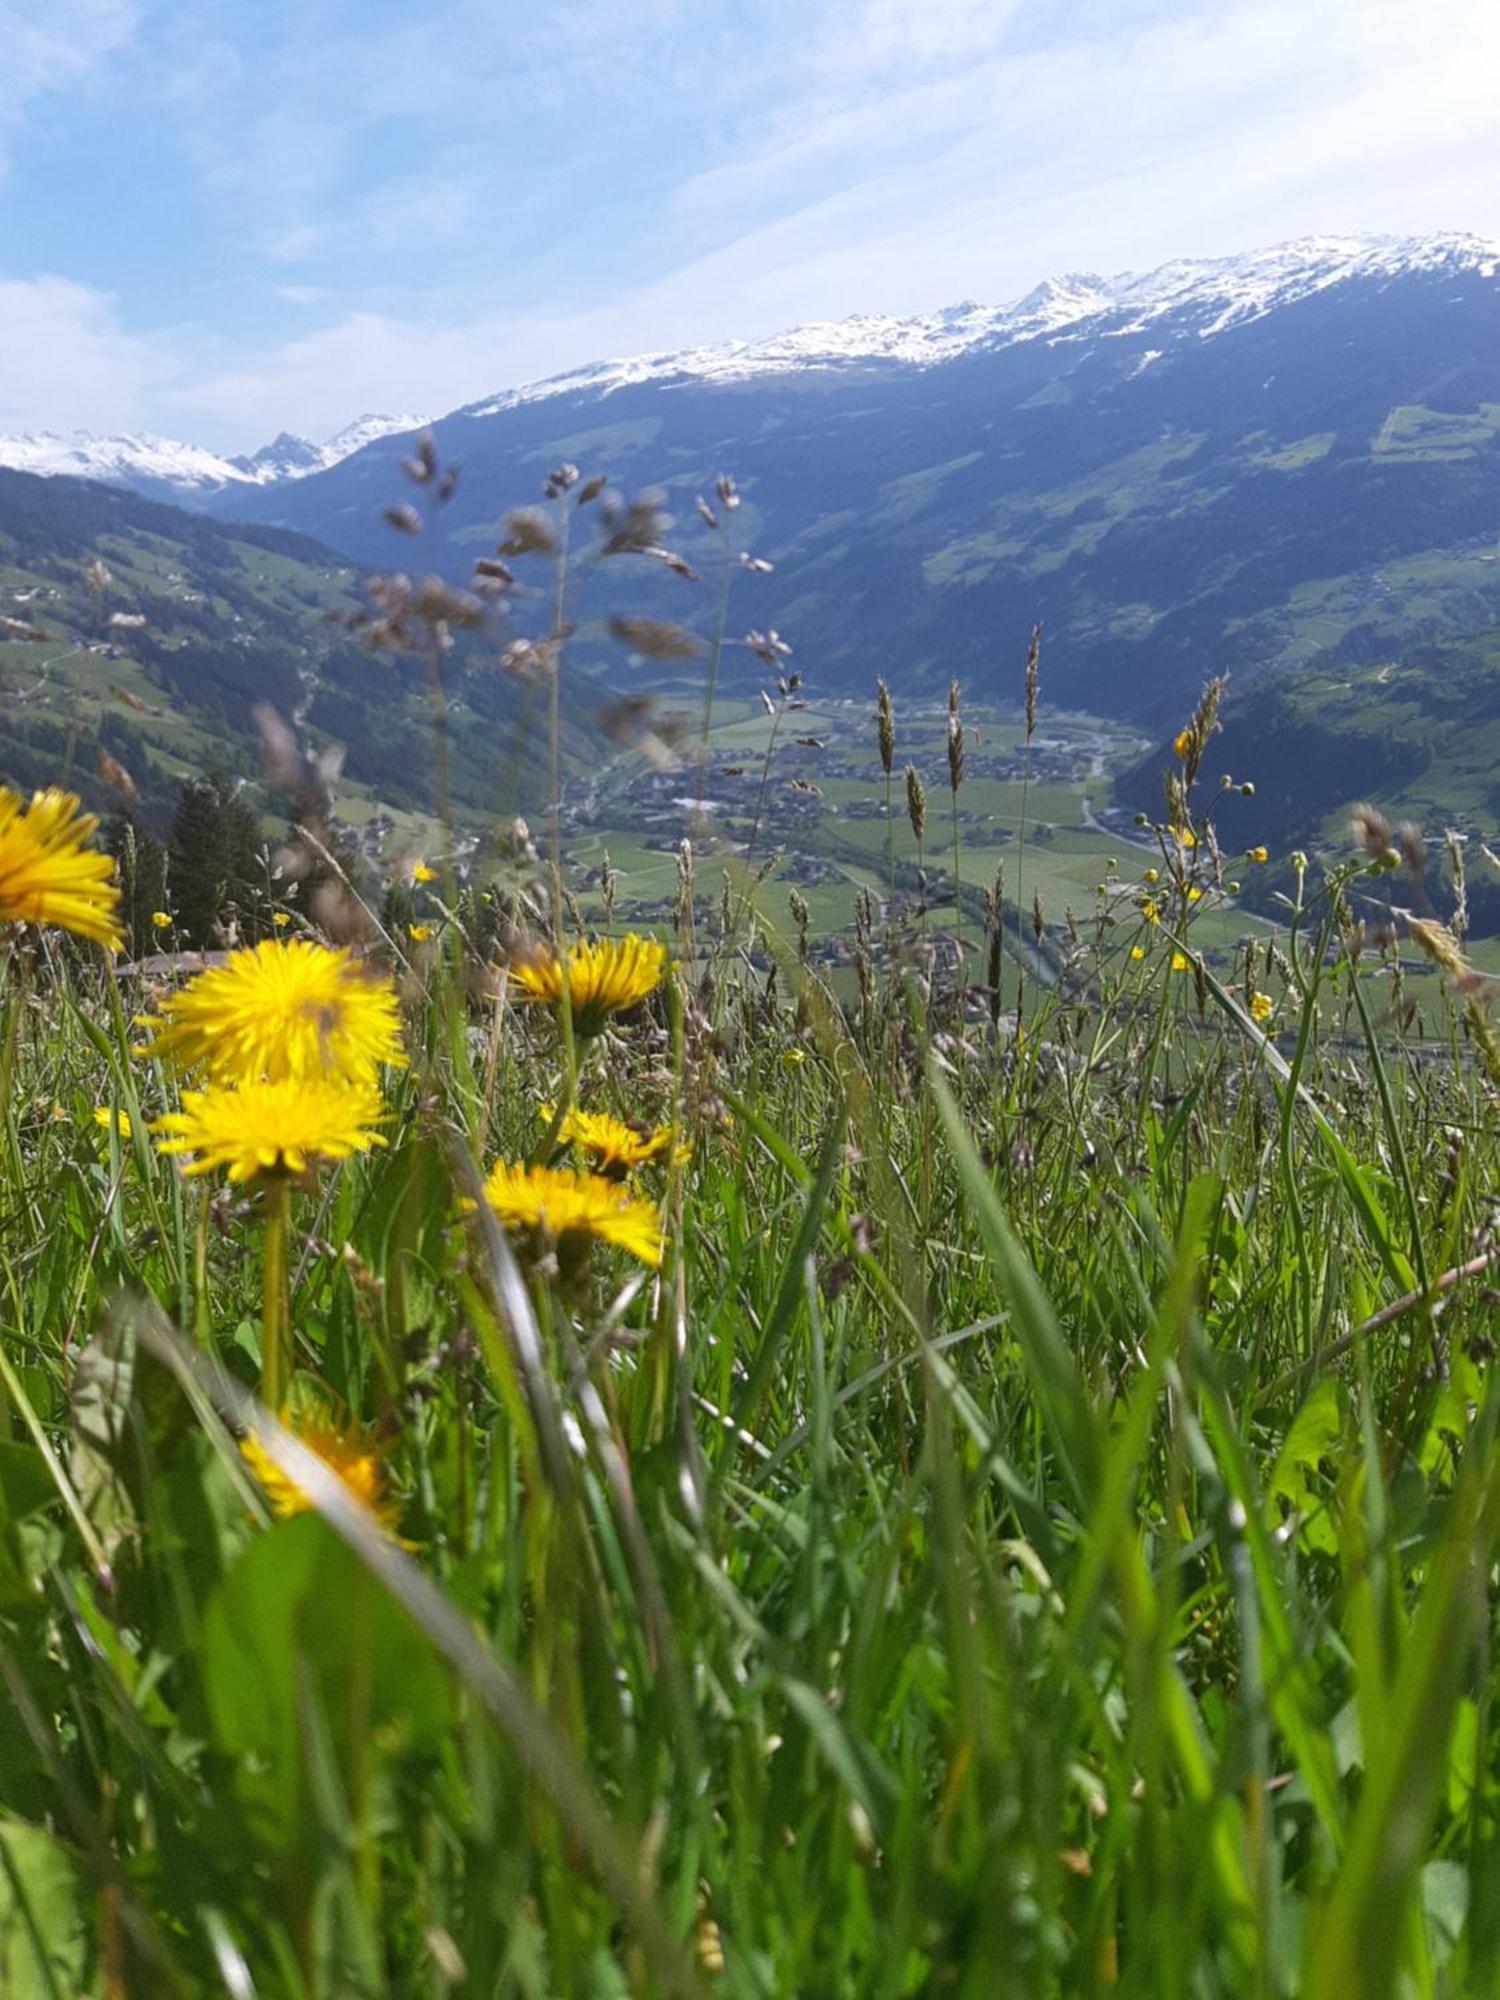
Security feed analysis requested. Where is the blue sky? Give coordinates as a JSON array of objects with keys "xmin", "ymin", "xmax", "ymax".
[{"xmin": 4, "ymin": 0, "xmax": 1499, "ymax": 449}]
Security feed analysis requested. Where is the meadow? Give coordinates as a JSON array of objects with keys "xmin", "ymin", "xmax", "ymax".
[{"xmin": 4, "ymin": 476, "xmax": 1500, "ymax": 1999}]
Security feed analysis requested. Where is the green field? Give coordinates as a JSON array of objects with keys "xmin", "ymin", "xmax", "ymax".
[{"xmin": 559, "ymin": 695, "xmax": 1280, "ymax": 981}]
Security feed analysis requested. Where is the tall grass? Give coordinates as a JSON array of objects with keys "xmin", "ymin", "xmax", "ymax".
[{"xmin": 1, "ymin": 467, "xmax": 1499, "ymax": 1997}]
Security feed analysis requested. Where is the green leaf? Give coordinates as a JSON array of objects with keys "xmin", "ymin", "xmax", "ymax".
[
  {"xmin": 0, "ymin": 1448, "xmax": 58, "ymax": 1526},
  {"xmin": 201, "ymin": 1512, "xmax": 450, "ymax": 1852},
  {"xmin": 928, "ymin": 1065, "xmax": 1100, "ymax": 1510},
  {"xmin": 733, "ymin": 1106, "xmax": 845, "ymax": 1431},
  {"xmin": 0, "ymin": 1816, "xmax": 91, "ymax": 1999},
  {"xmin": 1269, "ymin": 1377, "xmax": 1345, "ymax": 1555}
]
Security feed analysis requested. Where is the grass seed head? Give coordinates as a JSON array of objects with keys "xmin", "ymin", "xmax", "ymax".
[
  {"xmin": 905, "ymin": 766, "xmax": 926, "ymax": 843},
  {"xmin": 876, "ymin": 680, "xmax": 895, "ymax": 776}
]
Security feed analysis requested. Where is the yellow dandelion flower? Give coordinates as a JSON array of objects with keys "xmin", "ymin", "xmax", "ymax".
[
  {"xmin": 94, "ymin": 1106, "xmax": 133, "ymax": 1140},
  {"xmin": 240, "ymin": 1409, "xmax": 400, "ymax": 1531},
  {"xmin": 510, "ymin": 933, "xmax": 667, "ymax": 1037},
  {"xmin": 545, "ymin": 1104, "xmax": 676, "ymax": 1174},
  {"xmin": 151, "ymin": 910, "xmax": 172, "ymax": 930},
  {"xmin": 480, "ymin": 1159, "xmax": 662, "ymax": 1268},
  {"xmin": 408, "ymin": 923, "xmax": 433, "ymax": 943},
  {"xmin": 0, "ymin": 787, "xmax": 123, "ymax": 950},
  {"xmin": 411, "ymin": 860, "xmax": 437, "ymax": 885},
  {"xmin": 151, "ymin": 1077, "xmax": 386, "ymax": 1183},
  {"xmin": 1249, "ymin": 991, "xmax": 1275, "ymax": 1023},
  {"xmin": 1171, "ymin": 951, "xmax": 1191, "ymax": 972},
  {"xmin": 140, "ymin": 938, "xmax": 404, "ymax": 1084},
  {"xmin": 1173, "ymin": 728, "xmax": 1193, "ymax": 760},
  {"xmin": 1130, "ymin": 945, "xmax": 1147, "ymax": 961},
  {"xmin": 1247, "ymin": 846, "xmax": 1269, "ymax": 864}
]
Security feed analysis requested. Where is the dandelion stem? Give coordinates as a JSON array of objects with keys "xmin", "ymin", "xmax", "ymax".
[{"xmin": 261, "ymin": 1175, "xmax": 292, "ymax": 1410}]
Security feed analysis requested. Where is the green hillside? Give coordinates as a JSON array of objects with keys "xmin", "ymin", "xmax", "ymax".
[
  {"xmin": 0, "ymin": 470, "xmax": 606, "ymax": 849},
  {"xmin": 1117, "ymin": 620, "xmax": 1500, "ymax": 935}
]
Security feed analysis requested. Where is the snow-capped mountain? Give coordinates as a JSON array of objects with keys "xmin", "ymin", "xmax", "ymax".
[
  {"xmin": 210, "ymin": 226, "xmax": 1500, "ymax": 727},
  {"xmin": 5, "ymin": 233, "xmax": 1494, "ymax": 508},
  {"xmin": 0, "ymin": 411, "xmax": 426, "ymax": 507},
  {"xmin": 0, "ymin": 430, "xmax": 254, "ymax": 498},
  {"xmin": 460, "ymin": 232, "xmax": 1500, "ymax": 414},
  {"xmin": 7, "ymin": 229, "xmax": 1500, "ymax": 727}
]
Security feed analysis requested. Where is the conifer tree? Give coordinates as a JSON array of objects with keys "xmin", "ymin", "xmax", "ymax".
[{"xmin": 167, "ymin": 771, "xmax": 267, "ymax": 947}]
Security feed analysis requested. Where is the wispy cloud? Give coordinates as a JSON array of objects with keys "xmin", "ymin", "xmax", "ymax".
[
  {"xmin": 0, "ymin": 273, "xmax": 165, "ymax": 433},
  {"xmin": 0, "ymin": 0, "xmax": 141, "ymax": 178},
  {"xmin": 5, "ymin": 0, "xmax": 1500, "ymax": 445}
]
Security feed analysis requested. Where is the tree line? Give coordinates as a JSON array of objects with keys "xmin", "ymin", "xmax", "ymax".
[{"xmin": 105, "ymin": 772, "xmax": 272, "ymax": 956}]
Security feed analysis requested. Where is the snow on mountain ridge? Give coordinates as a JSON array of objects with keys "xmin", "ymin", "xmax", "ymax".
[
  {"xmin": 0, "ymin": 430, "xmax": 254, "ymax": 491},
  {"xmin": 2, "ymin": 232, "xmax": 1497, "ymax": 503},
  {"xmin": 320, "ymin": 412, "xmax": 430, "ymax": 460},
  {"xmin": 0, "ymin": 411, "xmax": 428, "ymax": 497},
  {"xmin": 462, "ymin": 230, "xmax": 1500, "ymax": 416}
]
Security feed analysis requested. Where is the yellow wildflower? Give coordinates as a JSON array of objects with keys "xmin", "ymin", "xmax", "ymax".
[
  {"xmin": 94, "ymin": 1107, "xmax": 133, "ymax": 1140},
  {"xmin": 1130, "ymin": 945, "xmax": 1147, "ymax": 961},
  {"xmin": 1143, "ymin": 867, "xmax": 1159, "ymax": 885},
  {"xmin": 1247, "ymin": 846, "xmax": 1269, "ymax": 864},
  {"xmin": 0, "ymin": 787, "xmax": 123, "ymax": 950},
  {"xmin": 140, "ymin": 939, "xmax": 404, "ymax": 1085},
  {"xmin": 480, "ymin": 1159, "xmax": 662, "ymax": 1268},
  {"xmin": 411, "ymin": 860, "xmax": 437, "ymax": 885},
  {"xmin": 408, "ymin": 923, "xmax": 433, "ymax": 943},
  {"xmin": 1172, "ymin": 826, "xmax": 1198, "ymax": 850},
  {"xmin": 1186, "ymin": 885, "xmax": 1203, "ymax": 904},
  {"xmin": 151, "ymin": 910, "xmax": 172, "ymax": 931},
  {"xmin": 1173, "ymin": 728, "xmax": 1193, "ymax": 759},
  {"xmin": 1249, "ymin": 991, "xmax": 1275, "ymax": 1023},
  {"xmin": 240, "ymin": 1407, "xmax": 400, "ymax": 1531},
  {"xmin": 510, "ymin": 933, "xmax": 667, "ymax": 1037},
  {"xmin": 1171, "ymin": 951, "xmax": 1191, "ymax": 972},
  {"xmin": 151, "ymin": 1077, "xmax": 386, "ymax": 1183},
  {"xmin": 1140, "ymin": 898, "xmax": 1161, "ymax": 925},
  {"xmin": 546, "ymin": 1104, "xmax": 677, "ymax": 1175},
  {"xmin": 271, "ymin": 911, "xmax": 291, "ymax": 929}
]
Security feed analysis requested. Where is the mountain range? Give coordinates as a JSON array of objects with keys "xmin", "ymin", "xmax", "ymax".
[
  {"xmin": 6, "ymin": 228, "xmax": 1500, "ymax": 878},
  {"xmin": 0, "ymin": 413, "xmax": 427, "ymax": 507},
  {"xmin": 9, "ymin": 231, "xmax": 1496, "ymax": 520},
  {"xmin": 160, "ymin": 232, "xmax": 1500, "ymax": 722}
]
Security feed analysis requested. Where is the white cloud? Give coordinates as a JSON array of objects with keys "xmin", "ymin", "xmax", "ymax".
[
  {"xmin": 825, "ymin": 0, "xmax": 1026, "ymax": 74},
  {"xmin": 11, "ymin": 0, "xmax": 1500, "ymax": 447},
  {"xmin": 0, "ymin": 273, "xmax": 165, "ymax": 433},
  {"xmin": 0, "ymin": 1, "xmax": 141, "ymax": 176}
]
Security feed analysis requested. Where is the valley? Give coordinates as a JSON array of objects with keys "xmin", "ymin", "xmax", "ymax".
[{"xmin": 6, "ymin": 232, "xmax": 1500, "ymax": 973}]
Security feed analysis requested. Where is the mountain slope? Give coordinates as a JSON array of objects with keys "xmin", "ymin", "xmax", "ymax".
[
  {"xmin": 208, "ymin": 233, "xmax": 1500, "ymax": 729},
  {"xmin": 0, "ymin": 469, "xmax": 599, "ymax": 838}
]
